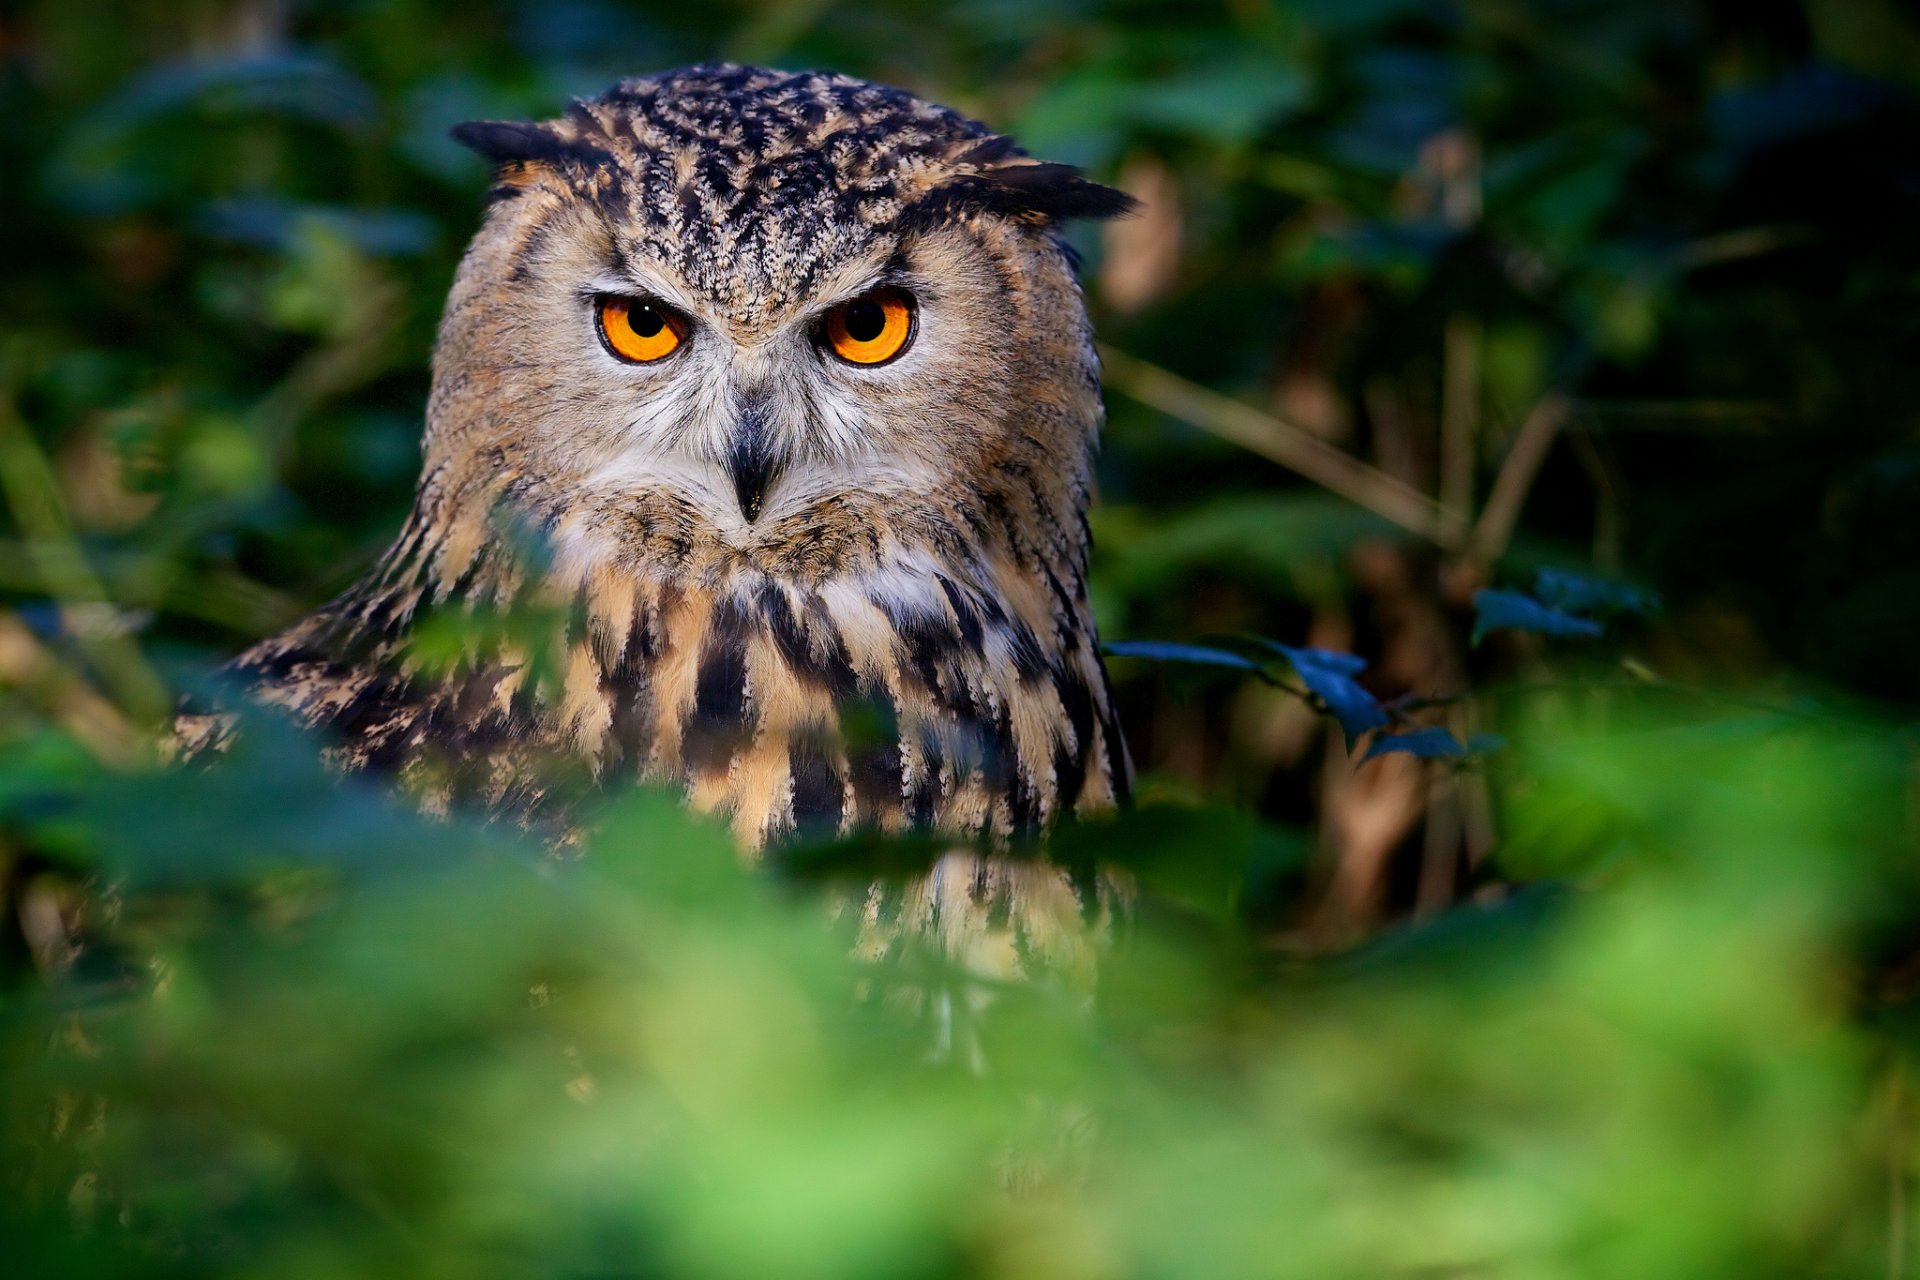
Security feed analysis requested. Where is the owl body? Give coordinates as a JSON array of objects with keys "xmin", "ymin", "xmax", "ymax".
[{"xmin": 208, "ymin": 65, "xmax": 1133, "ymax": 852}]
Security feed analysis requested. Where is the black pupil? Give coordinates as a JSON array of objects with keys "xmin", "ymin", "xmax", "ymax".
[
  {"xmin": 843, "ymin": 299, "xmax": 887, "ymax": 343},
  {"xmin": 629, "ymin": 304, "xmax": 665, "ymax": 338}
]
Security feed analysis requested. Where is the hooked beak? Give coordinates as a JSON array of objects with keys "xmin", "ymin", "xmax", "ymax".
[{"xmin": 726, "ymin": 404, "xmax": 780, "ymax": 523}]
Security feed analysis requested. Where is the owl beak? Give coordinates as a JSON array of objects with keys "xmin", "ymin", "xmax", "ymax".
[{"xmin": 727, "ymin": 406, "xmax": 780, "ymax": 523}]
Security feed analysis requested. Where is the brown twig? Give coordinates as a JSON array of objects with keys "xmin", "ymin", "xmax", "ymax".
[
  {"xmin": 0, "ymin": 390, "xmax": 169, "ymax": 723},
  {"xmin": 1468, "ymin": 393, "xmax": 1572, "ymax": 566},
  {"xmin": 0, "ymin": 613, "xmax": 144, "ymax": 767},
  {"xmin": 1566, "ymin": 425, "xmax": 1626, "ymax": 572},
  {"xmin": 1098, "ymin": 344, "xmax": 1469, "ymax": 549}
]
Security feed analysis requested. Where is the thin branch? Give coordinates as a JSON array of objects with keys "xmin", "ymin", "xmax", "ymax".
[
  {"xmin": 0, "ymin": 391, "xmax": 170, "ymax": 722},
  {"xmin": 1099, "ymin": 344, "xmax": 1469, "ymax": 550},
  {"xmin": 0, "ymin": 542, "xmax": 304, "ymax": 637},
  {"xmin": 1566, "ymin": 423, "xmax": 1626, "ymax": 573},
  {"xmin": 1671, "ymin": 223, "xmax": 1815, "ymax": 272},
  {"xmin": 0, "ymin": 613, "xmax": 143, "ymax": 766},
  {"xmin": 1468, "ymin": 393, "xmax": 1571, "ymax": 566}
]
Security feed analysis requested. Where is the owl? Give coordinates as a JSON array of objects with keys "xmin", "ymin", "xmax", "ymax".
[{"xmin": 183, "ymin": 65, "xmax": 1135, "ymax": 889}]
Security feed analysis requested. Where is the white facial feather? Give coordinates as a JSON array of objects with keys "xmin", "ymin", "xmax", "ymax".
[{"xmin": 549, "ymin": 236, "xmax": 994, "ymax": 538}]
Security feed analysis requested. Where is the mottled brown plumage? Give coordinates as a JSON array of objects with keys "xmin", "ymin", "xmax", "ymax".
[{"xmin": 182, "ymin": 66, "xmax": 1134, "ymax": 899}]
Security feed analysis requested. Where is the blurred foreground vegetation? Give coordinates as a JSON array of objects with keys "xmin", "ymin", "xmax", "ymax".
[
  {"xmin": 6, "ymin": 699, "xmax": 1918, "ymax": 1278},
  {"xmin": 8, "ymin": 1, "xmax": 1920, "ymax": 1276}
]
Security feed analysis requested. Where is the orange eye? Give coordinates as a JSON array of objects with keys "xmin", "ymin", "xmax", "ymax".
[
  {"xmin": 824, "ymin": 288, "xmax": 915, "ymax": 365},
  {"xmin": 597, "ymin": 295, "xmax": 686, "ymax": 363}
]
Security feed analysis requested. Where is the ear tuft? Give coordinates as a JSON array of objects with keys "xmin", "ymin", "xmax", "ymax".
[
  {"xmin": 900, "ymin": 154, "xmax": 1139, "ymax": 233},
  {"xmin": 450, "ymin": 120, "xmax": 612, "ymax": 171},
  {"xmin": 452, "ymin": 120, "xmax": 553, "ymax": 163},
  {"xmin": 975, "ymin": 161, "xmax": 1140, "ymax": 222}
]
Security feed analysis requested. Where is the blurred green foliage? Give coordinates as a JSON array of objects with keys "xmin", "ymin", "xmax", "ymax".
[
  {"xmin": 8, "ymin": 696, "xmax": 1920, "ymax": 1277},
  {"xmin": 7, "ymin": 0, "xmax": 1920, "ymax": 1275}
]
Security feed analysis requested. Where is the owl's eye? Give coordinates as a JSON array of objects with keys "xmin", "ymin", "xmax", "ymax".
[
  {"xmin": 596, "ymin": 295, "xmax": 687, "ymax": 363},
  {"xmin": 823, "ymin": 288, "xmax": 916, "ymax": 366}
]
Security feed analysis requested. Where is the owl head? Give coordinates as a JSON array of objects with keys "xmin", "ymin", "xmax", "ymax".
[{"xmin": 430, "ymin": 64, "xmax": 1133, "ymax": 587}]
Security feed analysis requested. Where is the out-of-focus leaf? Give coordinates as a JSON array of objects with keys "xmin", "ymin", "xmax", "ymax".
[
  {"xmin": 1593, "ymin": 272, "xmax": 1666, "ymax": 360},
  {"xmin": 265, "ymin": 221, "xmax": 392, "ymax": 338},
  {"xmin": 1289, "ymin": 0, "xmax": 1434, "ymax": 34},
  {"xmin": 86, "ymin": 54, "xmax": 376, "ymax": 130},
  {"xmin": 1322, "ymin": 48, "xmax": 1460, "ymax": 175},
  {"xmin": 1015, "ymin": 49, "xmax": 1309, "ymax": 157},
  {"xmin": 199, "ymin": 199, "xmax": 437, "ymax": 256},
  {"xmin": 1334, "ymin": 882, "xmax": 1571, "ymax": 977},
  {"xmin": 1091, "ymin": 495, "xmax": 1395, "ymax": 602},
  {"xmin": 49, "ymin": 55, "xmax": 378, "ymax": 214},
  {"xmin": 1130, "ymin": 54, "xmax": 1310, "ymax": 142},
  {"xmin": 76, "ymin": 704, "xmax": 511, "ymax": 886},
  {"xmin": 1708, "ymin": 65, "xmax": 1896, "ymax": 158},
  {"xmin": 1052, "ymin": 803, "xmax": 1310, "ymax": 923},
  {"xmin": 1285, "ymin": 220, "xmax": 1455, "ymax": 290},
  {"xmin": 1472, "ymin": 589, "xmax": 1605, "ymax": 645},
  {"xmin": 1535, "ymin": 568, "xmax": 1660, "ymax": 618},
  {"xmin": 175, "ymin": 412, "xmax": 272, "ymax": 497}
]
